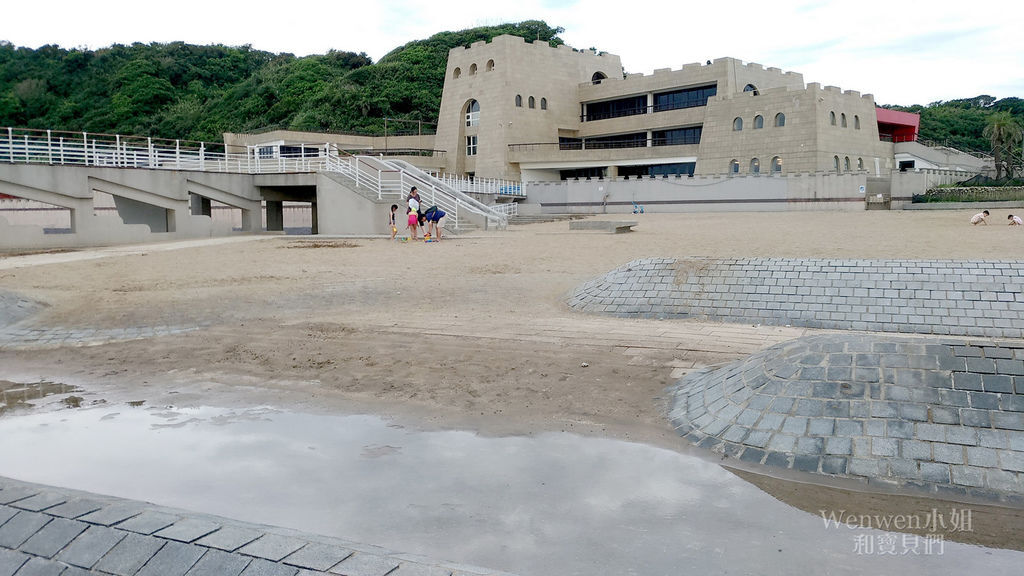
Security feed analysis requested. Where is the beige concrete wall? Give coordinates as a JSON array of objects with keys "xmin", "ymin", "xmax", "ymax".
[{"xmin": 524, "ymin": 172, "xmax": 869, "ymax": 213}]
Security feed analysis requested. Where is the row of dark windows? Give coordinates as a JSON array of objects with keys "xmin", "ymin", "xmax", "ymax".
[
  {"xmin": 453, "ymin": 60, "xmax": 495, "ymax": 78},
  {"xmin": 727, "ymin": 155, "xmax": 867, "ymax": 174},
  {"xmin": 830, "ymin": 111, "xmax": 861, "ymax": 129},
  {"xmin": 733, "ymin": 113, "xmax": 785, "ymax": 131},
  {"xmin": 515, "ymin": 95, "xmax": 547, "ymax": 110},
  {"xmin": 557, "ymin": 127, "xmax": 702, "ymax": 150},
  {"xmin": 559, "ymin": 162, "xmax": 696, "ymax": 181},
  {"xmin": 582, "ymin": 84, "xmax": 717, "ymax": 122}
]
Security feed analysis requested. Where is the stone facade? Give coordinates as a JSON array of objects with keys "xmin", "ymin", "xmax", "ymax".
[{"xmin": 434, "ymin": 35, "xmax": 899, "ymax": 181}]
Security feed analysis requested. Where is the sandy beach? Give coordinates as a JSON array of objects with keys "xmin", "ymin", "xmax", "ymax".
[{"xmin": 4, "ymin": 209, "xmax": 1024, "ymax": 443}]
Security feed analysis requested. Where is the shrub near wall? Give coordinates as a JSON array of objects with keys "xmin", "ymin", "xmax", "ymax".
[{"xmin": 914, "ymin": 186, "xmax": 1024, "ymax": 203}]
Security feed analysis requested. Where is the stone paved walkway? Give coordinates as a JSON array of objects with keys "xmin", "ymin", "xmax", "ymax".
[
  {"xmin": 0, "ymin": 476, "xmax": 512, "ymax": 576},
  {"xmin": 667, "ymin": 333, "xmax": 1024, "ymax": 504},
  {"xmin": 569, "ymin": 257, "xmax": 1024, "ymax": 338}
]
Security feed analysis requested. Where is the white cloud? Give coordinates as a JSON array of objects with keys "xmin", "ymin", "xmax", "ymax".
[{"xmin": 4, "ymin": 0, "xmax": 1022, "ymax": 104}]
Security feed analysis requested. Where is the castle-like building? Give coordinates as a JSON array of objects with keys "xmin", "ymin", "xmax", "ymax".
[{"xmin": 433, "ymin": 35, "xmax": 913, "ymax": 181}]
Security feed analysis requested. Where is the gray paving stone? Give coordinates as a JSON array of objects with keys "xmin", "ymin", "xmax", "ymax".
[
  {"xmin": 78, "ymin": 503, "xmax": 145, "ymax": 527},
  {"xmin": 821, "ymin": 456, "xmax": 848, "ymax": 475},
  {"xmin": 766, "ymin": 434, "xmax": 797, "ymax": 452},
  {"xmin": 56, "ymin": 525, "xmax": 126, "ymax": 570},
  {"xmin": 136, "ymin": 541, "xmax": 207, "ymax": 576},
  {"xmin": 871, "ymin": 438, "xmax": 899, "ymax": 457},
  {"xmin": 43, "ymin": 499, "xmax": 102, "ymax": 520},
  {"xmin": 888, "ymin": 459, "xmax": 920, "ymax": 479},
  {"xmin": 986, "ymin": 469, "xmax": 1021, "ymax": 492},
  {"xmin": 0, "ymin": 506, "xmax": 16, "ymax": 527},
  {"xmin": 951, "ymin": 466, "xmax": 987, "ymax": 487},
  {"xmin": 825, "ymin": 437, "xmax": 852, "ymax": 456},
  {"xmin": 0, "ymin": 487, "xmax": 37, "ymax": 506},
  {"xmin": 94, "ymin": 532, "xmax": 166, "ymax": 576},
  {"xmin": 0, "ymin": 549, "xmax": 29, "ymax": 576},
  {"xmin": 282, "ymin": 543, "xmax": 354, "ymax": 572},
  {"xmin": 0, "ymin": 510, "xmax": 50, "ymax": 549},
  {"xmin": 920, "ymin": 462, "xmax": 951, "ymax": 484},
  {"xmin": 930, "ymin": 406, "xmax": 960, "ymax": 424},
  {"xmin": 241, "ymin": 558, "xmax": 300, "ymax": 576},
  {"xmin": 117, "ymin": 511, "xmax": 180, "ymax": 535},
  {"xmin": 946, "ymin": 427, "xmax": 980, "ymax": 446},
  {"xmin": 10, "ymin": 493, "xmax": 67, "ymax": 513},
  {"xmin": 238, "ymin": 534, "xmax": 308, "ymax": 563},
  {"xmin": 1001, "ymin": 451, "xmax": 1024, "ymax": 472},
  {"xmin": 155, "ymin": 518, "xmax": 222, "ymax": 543},
  {"xmin": 328, "ymin": 553, "xmax": 400, "ymax": 576},
  {"xmin": 743, "ymin": 430, "xmax": 771, "ymax": 448},
  {"xmin": 10, "ymin": 556, "xmax": 65, "ymax": 576},
  {"xmin": 933, "ymin": 444, "xmax": 966, "ymax": 464},
  {"xmin": 19, "ymin": 517, "xmax": 88, "ymax": 558},
  {"xmin": 184, "ymin": 548, "xmax": 251, "ymax": 576},
  {"xmin": 807, "ymin": 418, "xmax": 835, "ymax": 436},
  {"xmin": 886, "ymin": 420, "xmax": 914, "ymax": 439}
]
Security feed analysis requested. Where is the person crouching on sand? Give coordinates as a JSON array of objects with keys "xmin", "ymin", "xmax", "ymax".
[
  {"xmin": 971, "ymin": 210, "xmax": 990, "ymax": 225},
  {"xmin": 1010, "ymin": 214, "xmax": 1023, "ymax": 226}
]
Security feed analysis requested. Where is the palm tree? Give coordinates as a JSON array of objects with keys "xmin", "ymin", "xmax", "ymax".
[{"xmin": 984, "ymin": 111, "xmax": 1023, "ymax": 179}]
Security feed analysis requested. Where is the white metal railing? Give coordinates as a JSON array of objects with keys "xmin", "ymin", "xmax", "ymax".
[
  {"xmin": 433, "ymin": 172, "xmax": 523, "ymax": 196},
  {"xmin": 489, "ymin": 202, "xmax": 519, "ymax": 217},
  {"xmin": 1, "ymin": 127, "xmax": 513, "ymax": 230}
]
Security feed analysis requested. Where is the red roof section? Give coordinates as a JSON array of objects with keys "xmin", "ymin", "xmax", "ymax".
[{"xmin": 875, "ymin": 108, "xmax": 920, "ymax": 130}]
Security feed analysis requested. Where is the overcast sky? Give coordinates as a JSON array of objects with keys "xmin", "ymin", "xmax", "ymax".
[{"xmin": 5, "ymin": 0, "xmax": 1022, "ymax": 105}]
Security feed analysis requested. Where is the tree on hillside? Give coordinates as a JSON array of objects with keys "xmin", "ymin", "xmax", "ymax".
[{"xmin": 984, "ymin": 111, "xmax": 1023, "ymax": 179}]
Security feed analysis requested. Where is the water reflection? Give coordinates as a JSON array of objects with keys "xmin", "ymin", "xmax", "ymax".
[{"xmin": 0, "ymin": 405, "xmax": 1020, "ymax": 576}]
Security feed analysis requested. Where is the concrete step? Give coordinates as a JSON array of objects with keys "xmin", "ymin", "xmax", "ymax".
[{"xmin": 508, "ymin": 214, "xmax": 586, "ymax": 226}]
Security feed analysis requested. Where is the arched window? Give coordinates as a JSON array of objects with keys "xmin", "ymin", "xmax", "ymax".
[
  {"xmin": 750, "ymin": 158, "xmax": 760, "ymax": 174},
  {"xmin": 834, "ymin": 155, "xmax": 840, "ymax": 172},
  {"xmin": 733, "ymin": 117, "xmax": 743, "ymax": 131},
  {"xmin": 754, "ymin": 115, "xmax": 764, "ymax": 129},
  {"xmin": 515, "ymin": 94, "xmax": 522, "ymax": 107},
  {"xmin": 540, "ymin": 97, "xmax": 547, "ymax": 110},
  {"xmin": 469, "ymin": 63, "xmax": 477, "ymax": 75},
  {"xmin": 465, "ymin": 100, "xmax": 480, "ymax": 127},
  {"xmin": 775, "ymin": 113, "xmax": 786, "ymax": 127},
  {"xmin": 854, "ymin": 115, "xmax": 861, "ymax": 130},
  {"xmin": 453, "ymin": 67, "xmax": 461, "ymax": 79},
  {"xmin": 591, "ymin": 71, "xmax": 607, "ymax": 84},
  {"xmin": 528, "ymin": 96, "xmax": 536, "ymax": 109},
  {"xmin": 744, "ymin": 84, "xmax": 759, "ymax": 95},
  {"xmin": 771, "ymin": 156, "xmax": 782, "ymax": 173},
  {"xmin": 730, "ymin": 159, "xmax": 740, "ymax": 174},
  {"xmin": 486, "ymin": 59, "xmax": 494, "ymax": 72},
  {"xmin": 841, "ymin": 113, "xmax": 847, "ymax": 128},
  {"xmin": 830, "ymin": 111, "xmax": 836, "ymax": 126},
  {"xmin": 857, "ymin": 157, "xmax": 864, "ymax": 170},
  {"xmin": 844, "ymin": 156, "xmax": 851, "ymax": 171}
]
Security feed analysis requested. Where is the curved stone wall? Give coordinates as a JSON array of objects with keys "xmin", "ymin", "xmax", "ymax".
[
  {"xmin": 667, "ymin": 333, "xmax": 1024, "ymax": 502},
  {"xmin": 568, "ymin": 257, "xmax": 1024, "ymax": 337}
]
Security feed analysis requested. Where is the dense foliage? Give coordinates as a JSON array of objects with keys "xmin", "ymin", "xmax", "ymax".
[
  {"xmin": 0, "ymin": 20, "xmax": 564, "ymax": 142},
  {"xmin": 882, "ymin": 96, "xmax": 1024, "ymax": 154}
]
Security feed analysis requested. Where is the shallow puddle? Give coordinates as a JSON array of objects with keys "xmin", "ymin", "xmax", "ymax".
[
  {"xmin": 0, "ymin": 404, "xmax": 1021, "ymax": 575},
  {"xmin": 0, "ymin": 380, "xmax": 81, "ymax": 416}
]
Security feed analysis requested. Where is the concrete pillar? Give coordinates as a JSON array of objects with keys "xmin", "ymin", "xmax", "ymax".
[
  {"xmin": 266, "ymin": 200, "xmax": 284, "ymax": 231},
  {"xmin": 607, "ymin": 166, "xmax": 619, "ymax": 179},
  {"xmin": 190, "ymin": 194, "xmax": 211, "ymax": 217},
  {"xmin": 310, "ymin": 201, "xmax": 318, "ymax": 235}
]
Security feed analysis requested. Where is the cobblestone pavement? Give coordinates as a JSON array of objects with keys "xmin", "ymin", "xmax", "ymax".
[
  {"xmin": 667, "ymin": 333, "xmax": 1024, "ymax": 504},
  {"xmin": 569, "ymin": 257, "xmax": 1024, "ymax": 338},
  {"xmin": 0, "ymin": 476, "xmax": 513, "ymax": 576}
]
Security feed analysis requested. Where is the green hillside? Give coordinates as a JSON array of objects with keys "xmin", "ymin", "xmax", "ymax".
[{"xmin": 0, "ymin": 20, "xmax": 564, "ymax": 142}]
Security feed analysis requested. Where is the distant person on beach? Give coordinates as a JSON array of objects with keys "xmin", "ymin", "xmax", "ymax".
[
  {"xmin": 1009, "ymin": 214, "xmax": 1023, "ymax": 226},
  {"xmin": 971, "ymin": 210, "xmax": 990, "ymax": 225},
  {"xmin": 389, "ymin": 204, "xmax": 398, "ymax": 239},
  {"xmin": 423, "ymin": 205, "xmax": 446, "ymax": 241},
  {"xmin": 409, "ymin": 186, "xmax": 424, "ymax": 225}
]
